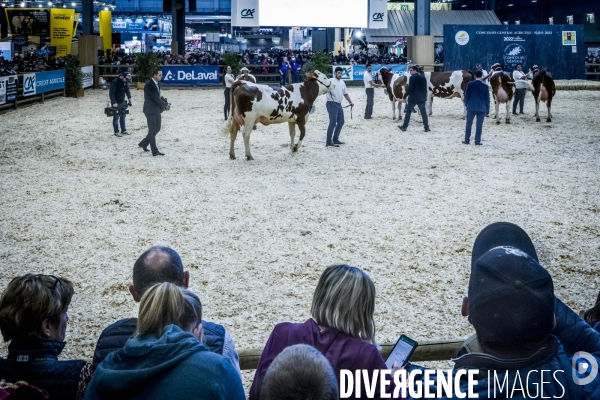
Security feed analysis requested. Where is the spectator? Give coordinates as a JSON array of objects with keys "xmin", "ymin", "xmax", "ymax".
[
  {"xmin": 249, "ymin": 264, "xmax": 394, "ymax": 400},
  {"xmin": 92, "ymin": 246, "xmax": 241, "ymax": 377},
  {"xmin": 279, "ymin": 56, "xmax": 291, "ymax": 86},
  {"xmin": 584, "ymin": 292, "xmax": 600, "ymax": 332},
  {"xmin": 260, "ymin": 344, "xmax": 338, "ymax": 400},
  {"xmin": 84, "ymin": 283, "xmax": 245, "ymax": 400},
  {"xmin": 414, "ymin": 222, "xmax": 600, "ymax": 398},
  {"xmin": 0, "ymin": 274, "xmax": 93, "ymax": 400},
  {"xmin": 290, "ymin": 56, "xmax": 301, "ymax": 83}
]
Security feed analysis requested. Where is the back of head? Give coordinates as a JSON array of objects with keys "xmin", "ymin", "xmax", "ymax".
[
  {"xmin": 0, "ymin": 274, "xmax": 74, "ymax": 341},
  {"xmin": 261, "ymin": 344, "xmax": 338, "ymax": 400},
  {"xmin": 133, "ymin": 246, "xmax": 184, "ymax": 297},
  {"xmin": 137, "ymin": 282, "xmax": 183, "ymax": 337},
  {"xmin": 311, "ymin": 264, "xmax": 376, "ymax": 344},
  {"xmin": 475, "ymin": 70, "xmax": 483, "ymax": 78},
  {"xmin": 469, "ymin": 247, "xmax": 554, "ymax": 346}
]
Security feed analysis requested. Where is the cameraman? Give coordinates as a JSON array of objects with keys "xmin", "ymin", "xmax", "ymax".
[{"xmin": 109, "ymin": 69, "xmax": 132, "ymax": 137}]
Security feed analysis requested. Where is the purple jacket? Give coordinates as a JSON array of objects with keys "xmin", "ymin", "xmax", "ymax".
[{"xmin": 249, "ymin": 319, "xmax": 395, "ymax": 400}]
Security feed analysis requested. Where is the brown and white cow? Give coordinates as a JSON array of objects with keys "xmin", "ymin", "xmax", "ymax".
[
  {"xmin": 221, "ymin": 70, "xmax": 331, "ymax": 160},
  {"xmin": 424, "ymin": 70, "xmax": 475, "ymax": 118},
  {"xmin": 489, "ymin": 69, "xmax": 516, "ymax": 124},
  {"xmin": 528, "ymin": 66, "xmax": 556, "ymax": 122},
  {"xmin": 378, "ymin": 67, "xmax": 408, "ymax": 121}
]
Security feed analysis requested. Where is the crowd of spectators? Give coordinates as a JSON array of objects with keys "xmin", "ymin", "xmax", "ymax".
[
  {"xmin": 1, "ymin": 222, "xmax": 600, "ymax": 399},
  {"xmin": 585, "ymin": 53, "xmax": 600, "ymax": 79},
  {"xmin": 0, "ymin": 51, "xmax": 67, "ymax": 76}
]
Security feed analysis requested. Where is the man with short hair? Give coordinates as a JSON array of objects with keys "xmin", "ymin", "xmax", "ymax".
[
  {"xmin": 512, "ymin": 63, "xmax": 528, "ymax": 115},
  {"xmin": 260, "ymin": 344, "xmax": 338, "ymax": 400},
  {"xmin": 279, "ymin": 56, "xmax": 291, "ymax": 86},
  {"xmin": 139, "ymin": 69, "xmax": 170, "ymax": 156},
  {"xmin": 398, "ymin": 65, "xmax": 429, "ymax": 132},
  {"xmin": 108, "ymin": 69, "xmax": 132, "ymax": 137},
  {"xmin": 325, "ymin": 67, "xmax": 354, "ymax": 147},
  {"xmin": 92, "ymin": 246, "xmax": 241, "ymax": 377},
  {"xmin": 462, "ymin": 69, "xmax": 489, "ymax": 145},
  {"xmin": 363, "ymin": 64, "xmax": 384, "ymax": 120},
  {"xmin": 411, "ymin": 222, "xmax": 600, "ymax": 399}
]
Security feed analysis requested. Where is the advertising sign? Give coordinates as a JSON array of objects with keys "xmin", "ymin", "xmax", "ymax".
[
  {"xmin": 443, "ymin": 24, "xmax": 585, "ymax": 80},
  {"xmin": 81, "ymin": 65, "xmax": 93, "ymax": 88},
  {"xmin": 23, "ymin": 69, "xmax": 66, "ymax": 96},
  {"xmin": 0, "ymin": 42, "xmax": 12, "ymax": 60},
  {"xmin": 0, "ymin": 76, "xmax": 8, "ymax": 105},
  {"xmin": 231, "ymin": 0, "xmax": 259, "ymax": 27},
  {"xmin": 161, "ymin": 66, "xmax": 220, "ymax": 85},
  {"xmin": 369, "ymin": 0, "xmax": 388, "ymax": 29},
  {"xmin": 111, "ymin": 17, "xmax": 171, "ymax": 34},
  {"xmin": 23, "ymin": 73, "xmax": 36, "ymax": 96},
  {"xmin": 5, "ymin": 9, "xmax": 50, "ymax": 36},
  {"xmin": 50, "ymin": 8, "xmax": 75, "ymax": 57},
  {"xmin": 334, "ymin": 64, "xmax": 408, "ymax": 81}
]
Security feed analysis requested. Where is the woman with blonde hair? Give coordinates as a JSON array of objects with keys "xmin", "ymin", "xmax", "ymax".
[
  {"xmin": 250, "ymin": 264, "xmax": 394, "ymax": 399},
  {"xmin": 84, "ymin": 283, "xmax": 244, "ymax": 400}
]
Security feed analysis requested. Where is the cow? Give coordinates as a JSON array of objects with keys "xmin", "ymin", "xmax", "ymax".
[
  {"xmin": 489, "ymin": 64, "xmax": 516, "ymax": 124},
  {"xmin": 528, "ymin": 66, "xmax": 556, "ymax": 122},
  {"xmin": 221, "ymin": 70, "xmax": 331, "ymax": 160},
  {"xmin": 424, "ymin": 70, "xmax": 475, "ymax": 118},
  {"xmin": 378, "ymin": 67, "xmax": 409, "ymax": 121},
  {"xmin": 235, "ymin": 67, "xmax": 256, "ymax": 83}
]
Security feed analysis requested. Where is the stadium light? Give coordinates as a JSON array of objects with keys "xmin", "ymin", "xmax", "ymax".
[{"xmin": 355, "ymin": 30, "xmax": 362, "ymax": 38}]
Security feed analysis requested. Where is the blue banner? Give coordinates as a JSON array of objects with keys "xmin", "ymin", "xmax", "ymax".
[
  {"xmin": 35, "ymin": 69, "xmax": 66, "ymax": 94},
  {"xmin": 161, "ymin": 65, "xmax": 220, "ymax": 85},
  {"xmin": 443, "ymin": 25, "xmax": 585, "ymax": 79},
  {"xmin": 334, "ymin": 64, "xmax": 408, "ymax": 81}
]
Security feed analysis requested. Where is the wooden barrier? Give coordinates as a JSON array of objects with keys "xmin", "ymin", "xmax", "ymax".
[{"xmin": 238, "ymin": 339, "xmax": 464, "ymax": 370}]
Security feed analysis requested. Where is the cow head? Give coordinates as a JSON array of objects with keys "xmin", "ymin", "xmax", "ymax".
[
  {"xmin": 305, "ymin": 70, "xmax": 332, "ymax": 95},
  {"xmin": 378, "ymin": 67, "xmax": 393, "ymax": 87}
]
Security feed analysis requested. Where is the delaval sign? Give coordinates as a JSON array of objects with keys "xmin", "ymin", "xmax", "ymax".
[{"xmin": 161, "ymin": 66, "xmax": 220, "ymax": 85}]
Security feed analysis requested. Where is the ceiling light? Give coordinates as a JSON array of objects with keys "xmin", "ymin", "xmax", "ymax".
[
  {"xmin": 20, "ymin": 2, "xmax": 25, "ymax": 6},
  {"xmin": 461, "ymin": 4, "xmax": 466, "ymax": 7},
  {"xmin": 508, "ymin": 3, "xmax": 514, "ymax": 6},
  {"xmin": 48, "ymin": 2, "xmax": 52, "ymax": 5},
  {"xmin": 72, "ymin": 2, "xmax": 75, "ymax": 5}
]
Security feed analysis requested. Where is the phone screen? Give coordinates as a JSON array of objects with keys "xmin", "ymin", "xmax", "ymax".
[{"xmin": 385, "ymin": 335, "xmax": 417, "ymax": 369}]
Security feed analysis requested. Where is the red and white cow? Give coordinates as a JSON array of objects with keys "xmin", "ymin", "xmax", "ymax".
[
  {"xmin": 221, "ymin": 70, "xmax": 331, "ymax": 160},
  {"xmin": 424, "ymin": 70, "xmax": 475, "ymax": 118},
  {"xmin": 528, "ymin": 66, "xmax": 556, "ymax": 122},
  {"xmin": 489, "ymin": 68, "xmax": 516, "ymax": 124},
  {"xmin": 378, "ymin": 67, "xmax": 408, "ymax": 121}
]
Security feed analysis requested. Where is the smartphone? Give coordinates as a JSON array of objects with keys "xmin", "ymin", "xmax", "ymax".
[{"xmin": 385, "ymin": 334, "xmax": 418, "ymax": 369}]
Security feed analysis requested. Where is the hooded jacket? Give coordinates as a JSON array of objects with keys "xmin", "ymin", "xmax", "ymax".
[{"xmin": 83, "ymin": 324, "xmax": 245, "ymax": 400}]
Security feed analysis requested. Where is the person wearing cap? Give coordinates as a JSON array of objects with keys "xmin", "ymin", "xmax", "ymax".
[
  {"xmin": 527, "ymin": 64, "xmax": 540, "ymax": 80},
  {"xmin": 363, "ymin": 64, "xmax": 384, "ymax": 120},
  {"xmin": 108, "ymin": 69, "xmax": 132, "ymax": 137},
  {"xmin": 398, "ymin": 65, "xmax": 430, "ymax": 132},
  {"xmin": 512, "ymin": 63, "xmax": 528, "ymax": 115},
  {"xmin": 411, "ymin": 222, "xmax": 600, "ymax": 398},
  {"xmin": 462, "ymin": 69, "xmax": 489, "ymax": 145},
  {"xmin": 235, "ymin": 67, "xmax": 256, "ymax": 83}
]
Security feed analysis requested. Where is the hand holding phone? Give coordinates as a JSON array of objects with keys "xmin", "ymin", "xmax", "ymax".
[{"xmin": 385, "ymin": 334, "xmax": 418, "ymax": 369}]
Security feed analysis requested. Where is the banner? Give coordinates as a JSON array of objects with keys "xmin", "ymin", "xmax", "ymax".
[
  {"xmin": 161, "ymin": 65, "xmax": 220, "ymax": 85},
  {"xmin": 98, "ymin": 10, "xmax": 112, "ymax": 54},
  {"xmin": 111, "ymin": 17, "xmax": 171, "ymax": 34},
  {"xmin": 333, "ymin": 64, "xmax": 409, "ymax": 81},
  {"xmin": 5, "ymin": 9, "xmax": 50, "ymax": 36},
  {"xmin": 73, "ymin": 13, "xmax": 80, "ymax": 36},
  {"xmin": 50, "ymin": 8, "xmax": 75, "ymax": 57},
  {"xmin": 81, "ymin": 65, "xmax": 93, "ymax": 88},
  {"xmin": 231, "ymin": 0, "xmax": 259, "ymax": 27},
  {"xmin": 369, "ymin": 0, "xmax": 388, "ymax": 29},
  {"xmin": 23, "ymin": 69, "xmax": 66, "ymax": 97},
  {"xmin": 0, "ymin": 76, "xmax": 7, "ymax": 105},
  {"xmin": 443, "ymin": 24, "xmax": 585, "ymax": 80},
  {"xmin": 0, "ymin": 42, "xmax": 12, "ymax": 60}
]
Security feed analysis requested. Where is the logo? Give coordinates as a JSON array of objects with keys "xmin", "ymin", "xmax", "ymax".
[
  {"xmin": 503, "ymin": 36, "xmax": 525, "ymax": 42},
  {"xmin": 503, "ymin": 43, "xmax": 527, "ymax": 69},
  {"xmin": 573, "ymin": 351, "xmax": 598, "ymax": 386},
  {"xmin": 163, "ymin": 70, "xmax": 174, "ymax": 81},
  {"xmin": 241, "ymin": 9, "xmax": 255, "ymax": 18},
  {"xmin": 455, "ymin": 31, "xmax": 469, "ymax": 45},
  {"xmin": 372, "ymin": 13, "xmax": 384, "ymax": 22},
  {"xmin": 13, "ymin": 36, "xmax": 28, "ymax": 46},
  {"xmin": 113, "ymin": 22, "xmax": 127, "ymax": 29},
  {"xmin": 23, "ymin": 74, "xmax": 36, "ymax": 95}
]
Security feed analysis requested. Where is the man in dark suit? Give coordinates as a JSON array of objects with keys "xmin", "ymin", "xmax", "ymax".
[
  {"xmin": 398, "ymin": 65, "xmax": 430, "ymax": 132},
  {"xmin": 462, "ymin": 70, "xmax": 490, "ymax": 145},
  {"xmin": 139, "ymin": 69, "xmax": 170, "ymax": 156}
]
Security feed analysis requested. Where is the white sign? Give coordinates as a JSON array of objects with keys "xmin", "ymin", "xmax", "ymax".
[
  {"xmin": 81, "ymin": 65, "xmax": 93, "ymax": 88},
  {"xmin": 369, "ymin": 0, "xmax": 388, "ymax": 29},
  {"xmin": 0, "ymin": 76, "xmax": 7, "ymax": 105},
  {"xmin": 259, "ymin": 0, "xmax": 367, "ymax": 28},
  {"xmin": 232, "ymin": 0, "xmax": 259, "ymax": 27},
  {"xmin": 455, "ymin": 30, "xmax": 470, "ymax": 45}
]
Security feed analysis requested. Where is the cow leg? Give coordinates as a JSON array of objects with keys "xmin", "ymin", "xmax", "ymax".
[
  {"xmin": 505, "ymin": 101, "xmax": 511, "ymax": 124},
  {"xmin": 494, "ymin": 101, "xmax": 500, "ymax": 124},
  {"xmin": 535, "ymin": 98, "xmax": 541, "ymax": 122},
  {"xmin": 461, "ymin": 94, "xmax": 467, "ymax": 120},
  {"xmin": 427, "ymin": 95, "xmax": 433, "ymax": 116},
  {"xmin": 546, "ymin": 98, "xmax": 553, "ymax": 122},
  {"xmin": 294, "ymin": 120, "xmax": 307, "ymax": 152},
  {"xmin": 242, "ymin": 124, "xmax": 254, "ymax": 160},
  {"xmin": 397, "ymin": 101, "xmax": 403, "ymax": 121},
  {"xmin": 288, "ymin": 122, "xmax": 297, "ymax": 152},
  {"xmin": 391, "ymin": 100, "xmax": 397, "ymax": 121},
  {"xmin": 229, "ymin": 121, "xmax": 240, "ymax": 160}
]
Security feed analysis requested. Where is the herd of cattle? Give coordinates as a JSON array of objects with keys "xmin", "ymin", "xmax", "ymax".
[{"xmin": 221, "ymin": 65, "xmax": 556, "ymax": 160}]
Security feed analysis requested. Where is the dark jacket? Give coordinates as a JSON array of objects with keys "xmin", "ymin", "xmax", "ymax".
[
  {"xmin": 404, "ymin": 72, "xmax": 428, "ymax": 103},
  {"xmin": 412, "ymin": 299, "xmax": 600, "ymax": 399},
  {"xmin": 92, "ymin": 318, "xmax": 227, "ymax": 365},
  {"xmin": 142, "ymin": 79, "xmax": 168, "ymax": 115},
  {"xmin": 464, "ymin": 79, "xmax": 490, "ymax": 114},
  {"xmin": 108, "ymin": 77, "xmax": 131, "ymax": 104},
  {"xmin": 84, "ymin": 325, "xmax": 245, "ymax": 400},
  {"xmin": 0, "ymin": 338, "xmax": 92, "ymax": 400}
]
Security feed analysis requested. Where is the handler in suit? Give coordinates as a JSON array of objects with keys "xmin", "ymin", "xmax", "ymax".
[
  {"xmin": 398, "ymin": 65, "xmax": 430, "ymax": 132},
  {"xmin": 139, "ymin": 69, "xmax": 170, "ymax": 156},
  {"xmin": 462, "ymin": 70, "xmax": 490, "ymax": 145}
]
